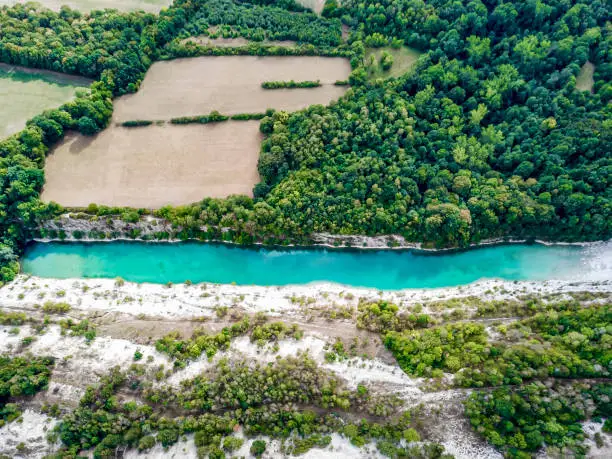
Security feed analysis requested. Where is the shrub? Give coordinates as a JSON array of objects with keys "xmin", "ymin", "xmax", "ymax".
[
  {"xmin": 42, "ymin": 301, "xmax": 71, "ymax": 314},
  {"xmin": 261, "ymin": 80, "xmax": 321, "ymax": 89},
  {"xmin": 250, "ymin": 440, "xmax": 266, "ymax": 457},
  {"xmin": 121, "ymin": 120, "xmax": 153, "ymax": 127}
]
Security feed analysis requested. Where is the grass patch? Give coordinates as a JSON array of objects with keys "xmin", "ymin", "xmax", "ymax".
[
  {"xmin": 576, "ymin": 61, "xmax": 595, "ymax": 92},
  {"xmin": 365, "ymin": 46, "xmax": 421, "ymax": 79}
]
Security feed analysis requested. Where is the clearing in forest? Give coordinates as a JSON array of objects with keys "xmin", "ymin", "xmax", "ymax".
[
  {"xmin": 42, "ymin": 122, "xmax": 262, "ymax": 208},
  {"xmin": 295, "ymin": 0, "xmax": 326, "ymax": 14},
  {"xmin": 0, "ymin": 0, "xmax": 171, "ymax": 13},
  {"xmin": 576, "ymin": 61, "xmax": 595, "ymax": 92},
  {"xmin": 365, "ymin": 46, "xmax": 422, "ymax": 79},
  {"xmin": 113, "ymin": 56, "xmax": 351, "ymax": 121},
  {"xmin": 0, "ymin": 64, "xmax": 91, "ymax": 140}
]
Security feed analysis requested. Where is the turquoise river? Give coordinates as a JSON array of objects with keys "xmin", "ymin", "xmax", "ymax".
[{"xmin": 21, "ymin": 241, "xmax": 611, "ymax": 289}]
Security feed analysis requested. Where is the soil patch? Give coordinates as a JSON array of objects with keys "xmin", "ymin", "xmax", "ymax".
[
  {"xmin": 42, "ymin": 121, "xmax": 262, "ymax": 208},
  {"xmin": 113, "ymin": 56, "xmax": 351, "ymax": 121}
]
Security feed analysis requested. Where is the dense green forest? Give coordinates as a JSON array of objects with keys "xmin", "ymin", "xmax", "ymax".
[
  {"xmin": 0, "ymin": 1, "xmax": 610, "ymax": 265},
  {"xmin": 0, "ymin": 355, "xmax": 54, "ymax": 426}
]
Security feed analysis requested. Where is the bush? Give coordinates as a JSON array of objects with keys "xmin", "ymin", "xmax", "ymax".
[
  {"xmin": 170, "ymin": 111, "xmax": 229, "ymax": 124},
  {"xmin": 121, "ymin": 120, "xmax": 153, "ymax": 127},
  {"xmin": 42, "ymin": 301, "xmax": 71, "ymax": 314},
  {"xmin": 222, "ymin": 436, "xmax": 244, "ymax": 452},
  {"xmin": 250, "ymin": 440, "xmax": 266, "ymax": 457},
  {"xmin": 138, "ymin": 435, "xmax": 156, "ymax": 450},
  {"xmin": 261, "ymin": 80, "xmax": 321, "ymax": 89}
]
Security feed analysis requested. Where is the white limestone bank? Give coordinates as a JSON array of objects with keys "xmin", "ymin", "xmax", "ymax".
[
  {"xmin": 35, "ymin": 213, "xmax": 604, "ymax": 249},
  {"xmin": 2, "ymin": 274, "xmax": 610, "ymax": 320}
]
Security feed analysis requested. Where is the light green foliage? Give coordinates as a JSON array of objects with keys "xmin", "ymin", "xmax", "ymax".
[
  {"xmin": 0, "ymin": 355, "xmax": 54, "ymax": 426},
  {"xmin": 250, "ymin": 321, "xmax": 303, "ymax": 346},
  {"xmin": 42, "ymin": 301, "xmax": 71, "ymax": 314},
  {"xmin": 356, "ymin": 300, "xmax": 431, "ymax": 332},
  {"xmin": 59, "ymin": 319, "xmax": 96, "ymax": 343},
  {"xmin": 385, "ymin": 303, "xmax": 610, "ymax": 386}
]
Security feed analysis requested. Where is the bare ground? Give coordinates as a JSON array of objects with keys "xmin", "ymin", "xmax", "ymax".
[
  {"xmin": 42, "ymin": 121, "xmax": 262, "ymax": 207},
  {"xmin": 113, "ymin": 56, "xmax": 351, "ymax": 121},
  {"xmin": 576, "ymin": 61, "xmax": 595, "ymax": 92}
]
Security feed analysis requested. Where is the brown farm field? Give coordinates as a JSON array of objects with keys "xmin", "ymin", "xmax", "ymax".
[
  {"xmin": 113, "ymin": 56, "xmax": 351, "ymax": 121},
  {"xmin": 42, "ymin": 122, "xmax": 262, "ymax": 208}
]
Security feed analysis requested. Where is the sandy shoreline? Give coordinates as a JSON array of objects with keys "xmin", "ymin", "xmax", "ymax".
[{"xmin": 3, "ymin": 274, "xmax": 610, "ymax": 320}]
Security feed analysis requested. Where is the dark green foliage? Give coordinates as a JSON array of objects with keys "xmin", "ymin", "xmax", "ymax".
[
  {"xmin": 322, "ymin": 0, "xmax": 342, "ymax": 19},
  {"xmin": 166, "ymin": 40, "xmax": 350, "ymax": 58},
  {"xmin": 261, "ymin": 80, "xmax": 321, "ymax": 89},
  {"xmin": 178, "ymin": 0, "xmax": 342, "ymax": 46},
  {"xmin": 0, "ymin": 4, "xmax": 157, "ymax": 94},
  {"xmin": 248, "ymin": 0, "xmax": 611, "ymax": 247},
  {"xmin": 230, "ymin": 112, "xmax": 267, "ymax": 120},
  {"xmin": 242, "ymin": 0, "xmax": 309, "ymax": 13},
  {"xmin": 465, "ymin": 382, "xmax": 611, "ymax": 458},
  {"xmin": 250, "ymin": 439, "xmax": 266, "ymax": 456},
  {"xmin": 170, "ymin": 111, "xmax": 229, "ymax": 124},
  {"xmin": 250, "ymin": 321, "xmax": 303, "ymax": 345},
  {"xmin": 385, "ymin": 323, "xmax": 488, "ymax": 378},
  {"xmin": 155, "ymin": 317, "xmax": 250, "ymax": 363},
  {"xmin": 121, "ymin": 120, "xmax": 154, "ymax": 127},
  {"xmin": 0, "ymin": 355, "xmax": 54, "ymax": 426}
]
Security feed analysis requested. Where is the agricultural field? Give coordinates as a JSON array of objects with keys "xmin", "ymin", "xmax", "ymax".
[
  {"xmin": 42, "ymin": 121, "xmax": 262, "ymax": 207},
  {"xmin": 41, "ymin": 55, "xmax": 350, "ymax": 209},
  {"xmin": 0, "ymin": 0, "xmax": 171, "ymax": 13},
  {"xmin": 0, "ymin": 64, "xmax": 90, "ymax": 140},
  {"xmin": 113, "ymin": 56, "xmax": 351, "ymax": 122}
]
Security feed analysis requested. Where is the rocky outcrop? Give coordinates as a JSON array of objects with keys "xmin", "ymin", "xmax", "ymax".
[
  {"xmin": 311, "ymin": 232, "xmax": 419, "ymax": 249},
  {"xmin": 37, "ymin": 213, "xmax": 179, "ymax": 241}
]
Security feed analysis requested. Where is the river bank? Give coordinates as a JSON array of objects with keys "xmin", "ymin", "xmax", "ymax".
[
  {"xmin": 3, "ymin": 274, "xmax": 610, "ymax": 320},
  {"xmin": 35, "ymin": 213, "xmax": 602, "ymax": 252}
]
